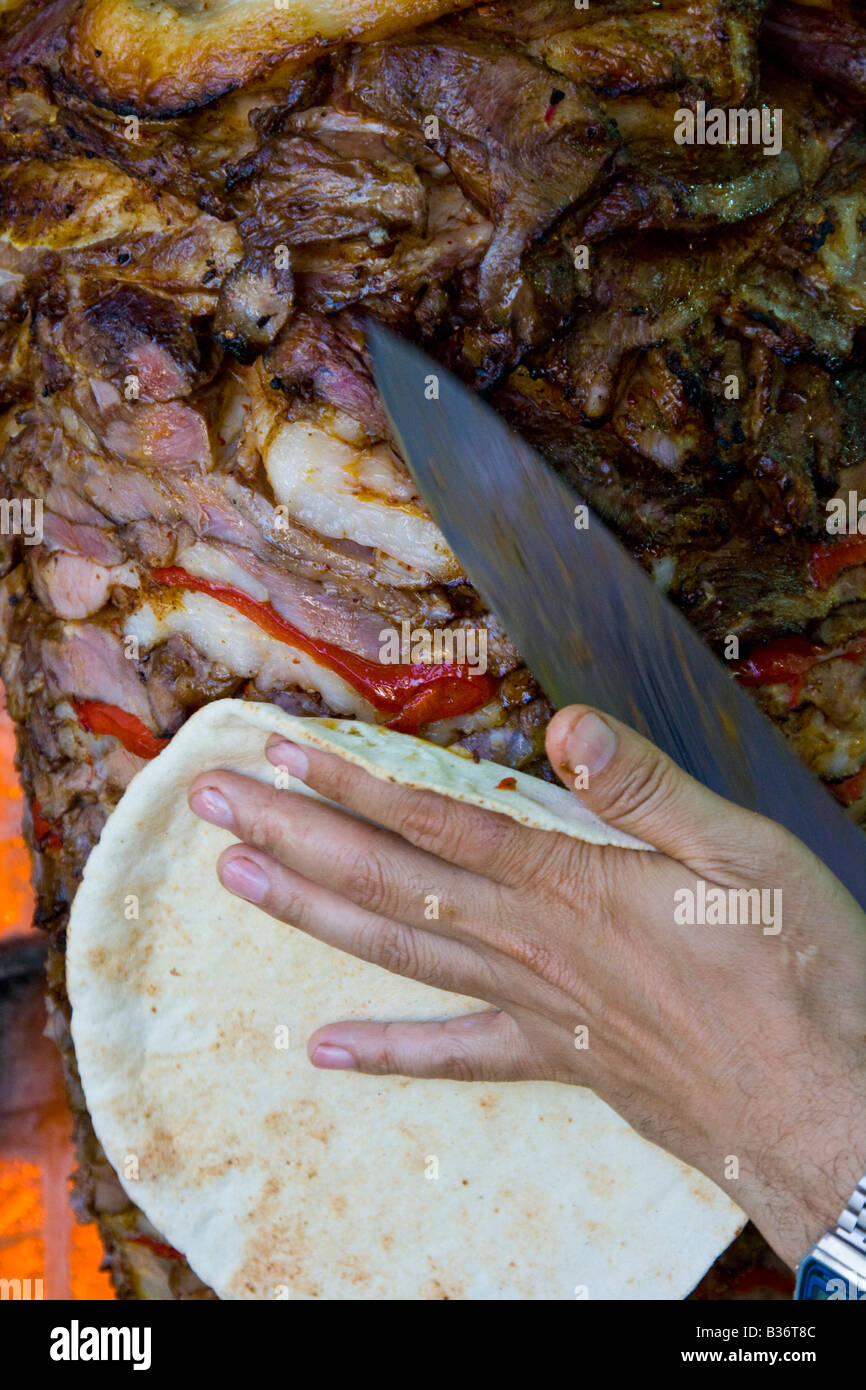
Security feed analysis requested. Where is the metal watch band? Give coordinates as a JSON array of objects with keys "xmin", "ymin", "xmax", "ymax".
[
  {"xmin": 795, "ymin": 1171, "xmax": 866, "ymax": 1298},
  {"xmin": 837, "ymin": 1175, "xmax": 866, "ymax": 1254}
]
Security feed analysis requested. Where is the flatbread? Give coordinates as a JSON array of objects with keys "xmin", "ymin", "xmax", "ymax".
[{"xmin": 67, "ymin": 698, "xmax": 743, "ymax": 1299}]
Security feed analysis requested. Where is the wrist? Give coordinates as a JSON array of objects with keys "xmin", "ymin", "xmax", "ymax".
[{"xmin": 740, "ymin": 1086, "xmax": 866, "ymax": 1270}]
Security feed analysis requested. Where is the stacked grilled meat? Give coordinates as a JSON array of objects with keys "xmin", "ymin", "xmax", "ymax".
[{"xmin": 0, "ymin": 0, "xmax": 864, "ymax": 1298}]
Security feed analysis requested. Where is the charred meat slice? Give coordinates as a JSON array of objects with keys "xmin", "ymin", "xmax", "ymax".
[
  {"xmin": 341, "ymin": 34, "xmax": 616, "ymax": 331},
  {"xmin": 763, "ymin": 2, "xmax": 866, "ymax": 111}
]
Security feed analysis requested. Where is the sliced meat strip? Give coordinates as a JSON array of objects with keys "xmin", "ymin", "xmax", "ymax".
[
  {"xmin": 42, "ymin": 512, "xmax": 125, "ymax": 567},
  {"xmin": 39, "ymin": 621, "xmax": 155, "ymax": 731},
  {"xmin": 763, "ymin": 3, "xmax": 866, "ymax": 110},
  {"xmin": 57, "ymin": 284, "xmax": 212, "ymax": 402},
  {"xmin": 177, "ymin": 540, "xmax": 398, "ymax": 663},
  {"xmin": 32, "ymin": 553, "xmax": 138, "ymax": 620},
  {"xmin": 341, "ymin": 36, "xmax": 617, "ymax": 329},
  {"xmin": 124, "ymin": 590, "xmax": 377, "ymax": 722},
  {"xmin": 100, "ymin": 400, "xmax": 213, "ymax": 471},
  {"xmin": 265, "ymin": 310, "xmax": 389, "ymax": 441}
]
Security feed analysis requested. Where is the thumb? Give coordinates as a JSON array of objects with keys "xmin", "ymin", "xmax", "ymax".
[
  {"xmin": 546, "ymin": 705, "xmax": 760, "ymax": 862},
  {"xmin": 307, "ymin": 1010, "xmax": 536, "ymax": 1082}
]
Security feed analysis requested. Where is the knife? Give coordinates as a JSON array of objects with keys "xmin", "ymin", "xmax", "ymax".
[{"xmin": 366, "ymin": 320, "xmax": 866, "ymax": 910}]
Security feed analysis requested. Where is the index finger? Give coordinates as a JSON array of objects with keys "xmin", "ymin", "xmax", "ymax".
[{"xmin": 265, "ymin": 735, "xmax": 566, "ymax": 889}]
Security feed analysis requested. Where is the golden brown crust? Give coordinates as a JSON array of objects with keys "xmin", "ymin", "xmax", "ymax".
[{"xmin": 61, "ymin": 0, "xmax": 473, "ymax": 115}]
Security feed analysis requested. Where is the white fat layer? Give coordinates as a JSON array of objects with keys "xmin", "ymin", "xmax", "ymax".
[
  {"xmin": 372, "ymin": 551, "xmax": 436, "ymax": 588},
  {"xmin": 326, "ymin": 409, "xmax": 368, "ymax": 446},
  {"xmin": 177, "ymin": 541, "xmax": 269, "ymax": 602},
  {"xmin": 424, "ymin": 700, "xmax": 505, "ymax": 743},
  {"xmin": 265, "ymin": 420, "xmax": 459, "ymax": 581},
  {"xmin": 124, "ymin": 592, "xmax": 375, "ymax": 719},
  {"xmin": 801, "ymin": 709, "xmax": 866, "ymax": 779}
]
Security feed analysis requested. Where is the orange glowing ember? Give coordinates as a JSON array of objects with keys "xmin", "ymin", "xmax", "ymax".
[
  {"xmin": 0, "ymin": 687, "xmax": 114, "ymax": 1300},
  {"xmin": 0, "ymin": 693, "xmax": 33, "ymax": 942}
]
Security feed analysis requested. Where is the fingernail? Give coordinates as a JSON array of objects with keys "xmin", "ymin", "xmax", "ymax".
[
  {"xmin": 266, "ymin": 739, "xmax": 309, "ymax": 782},
  {"xmin": 567, "ymin": 712, "xmax": 617, "ymax": 777},
  {"xmin": 220, "ymin": 855, "xmax": 269, "ymax": 903},
  {"xmin": 190, "ymin": 787, "xmax": 234, "ymax": 829},
  {"xmin": 312, "ymin": 1043, "xmax": 357, "ymax": 1070}
]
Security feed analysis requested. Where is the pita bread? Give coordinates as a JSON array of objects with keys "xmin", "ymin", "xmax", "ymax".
[{"xmin": 67, "ymin": 698, "xmax": 743, "ymax": 1299}]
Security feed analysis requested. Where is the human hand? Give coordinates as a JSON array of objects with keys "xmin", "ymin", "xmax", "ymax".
[{"xmin": 189, "ymin": 706, "xmax": 866, "ymax": 1269}]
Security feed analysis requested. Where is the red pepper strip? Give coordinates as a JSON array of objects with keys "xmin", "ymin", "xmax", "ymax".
[
  {"xmin": 386, "ymin": 682, "xmax": 491, "ymax": 733},
  {"xmin": 734, "ymin": 636, "xmax": 819, "ymax": 707},
  {"xmin": 734, "ymin": 633, "xmax": 866, "ymax": 709},
  {"xmin": 31, "ymin": 797, "xmax": 62, "ymax": 853},
  {"xmin": 809, "ymin": 536, "xmax": 866, "ymax": 589},
  {"xmin": 831, "ymin": 764, "xmax": 866, "ymax": 808},
  {"xmin": 73, "ymin": 701, "xmax": 170, "ymax": 760},
  {"xmin": 131, "ymin": 1234, "xmax": 185, "ymax": 1261},
  {"xmin": 151, "ymin": 567, "xmax": 498, "ymax": 733}
]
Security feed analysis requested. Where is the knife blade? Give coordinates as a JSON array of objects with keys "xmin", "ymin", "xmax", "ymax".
[{"xmin": 366, "ymin": 320, "xmax": 866, "ymax": 909}]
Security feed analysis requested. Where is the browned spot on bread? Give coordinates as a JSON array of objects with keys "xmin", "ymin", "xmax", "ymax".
[{"xmin": 140, "ymin": 1126, "xmax": 182, "ymax": 1179}]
